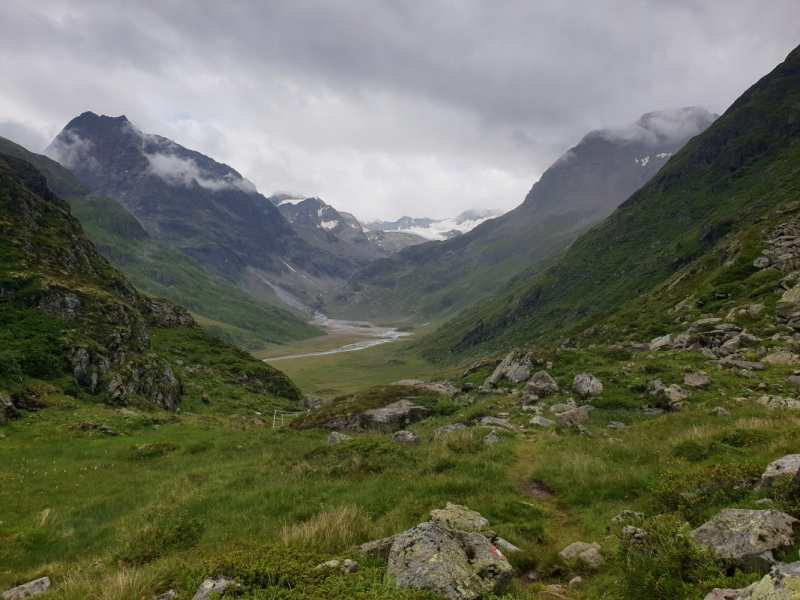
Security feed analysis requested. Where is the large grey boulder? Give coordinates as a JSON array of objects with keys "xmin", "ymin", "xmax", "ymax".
[
  {"xmin": 559, "ymin": 542, "xmax": 601, "ymax": 563},
  {"xmin": 326, "ymin": 400, "xmax": 428, "ymax": 432},
  {"xmin": 477, "ymin": 416, "xmax": 513, "ymax": 429},
  {"xmin": 525, "ymin": 371, "xmax": 559, "ymax": 397},
  {"xmin": 484, "ymin": 349, "xmax": 533, "ymax": 386},
  {"xmin": 776, "ymin": 285, "xmax": 800, "ymax": 319},
  {"xmin": 557, "ymin": 406, "xmax": 590, "ymax": 427},
  {"xmin": 430, "ymin": 502, "xmax": 490, "ymax": 532},
  {"xmin": 650, "ymin": 334, "xmax": 674, "ymax": 351},
  {"xmin": 691, "ymin": 509, "xmax": 799, "ymax": 570},
  {"xmin": 572, "ymin": 373, "xmax": 603, "ymax": 398},
  {"xmin": 704, "ymin": 561, "xmax": 800, "ymax": 600},
  {"xmin": 191, "ymin": 578, "xmax": 244, "ymax": 600},
  {"xmin": 1, "ymin": 577, "xmax": 50, "ymax": 599},
  {"xmin": 484, "ymin": 431, "xmax": 503, "ymax": 444},
  {"xmin": 763, "ymin": 352, "xmax": 800, "ymax": 366},
  {"xmin": 387, "ymin": 521, "xmax": 513, "ymax": 600},
  {"xmin": 761, "ymin": 455, "xmax": 800, "ymax": 489},
  {"xmin": 529, "ymin": 416, "xmax": 556, "ymax": 427}
]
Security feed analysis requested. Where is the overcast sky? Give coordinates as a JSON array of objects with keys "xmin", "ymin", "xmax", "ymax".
[{"xmin": 0, "ymin": 1, "xmax": 798, "ymax": 221}]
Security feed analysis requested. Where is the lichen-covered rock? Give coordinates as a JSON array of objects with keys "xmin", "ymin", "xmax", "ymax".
[
  {"xmin": 572, "ymin": 373, "xmax": 603, "ymax": 397},
  {"xmin": 301, "ymin": 395, "xmax": 327, "ymax": 410},
  {"xmin": 549, "ymin": 399, "xmax": 577, "ymax": 414},
  {"xmin": 762, "ymin": 455, "xmax": 800, "ymax": 489},
  {"xmin": 392, "ymin": 430, "xmax": 421, "ymax": 445},
  {"xmin": 579, "ymin": 548, "xmax": 604, "ymax": 569},
  {"xmin": 611, "ymin": 510, "xmax": 646, "ymax": 522},
  {"xmin": 757, "ymin": 395, "xmax": 800, "ymax": 409},
  {"xmin": 704, "ymin": 561, "xmax": 800, "ymax": 600},
  {"xmin": 484, "ymin": 349, "xmax": 533, "ymax": 386},
  {"xmin": 691, "ymin": 509, "xmax": 799, "ymax": 570},
  {"xmin": 358, "ymin": 534, "xmax": 401, "ymax": 559},
  {"xmin": 530, "ymin": 416, "xmax": 556, "ymax": 427},
  {"xmin": 650, "ymin": 334, "xmax": 674, "ymax": 351},
  {"xmin": 387, "ymin": 521, "xmax": 513, "ymax": 600},
  {"xmin": 711, "ymin": 407, "xmax": 731, "ymax": 417},
  {"xmin": 684, "ymin": 372, "xmax": 714, "ymax": 388},
  {"xmin": 557, "ymin": 406, "xmax": 590, "ymax": 427},
  {"xmin": 763, "ymin": 351, "xmax": 800, "ymax": 366},
  {"xmin": 776, "ymin": 286, "xmax": 800, "ymax": 319},
  {"xmin": 326, "ymin": 431, "xmax": 352, "ymax": 444},
  {"xmin": 559, "ymin": 541, "xmax": 601, "ymax": 563},
  {"xmin": 1, "ymin": 577, "xmax": 50, "ymax": 599},
  {"xmin": 525, "ymin": 371, "xmax": 559, "ymax": 397},
  {"xmin": 430, "ymin": 502, "xmax": 490, "ymax": 532},
  {"xmin": 434, "ymin": 423, "xmax": 468, "ymax": 438},
  {"xmin": 326, "ymin": 399, "xmax": 428, "ymax": 432},
  {"xmin": 191, "ymin": 577, "xmax": 243, "ymax": 600},
  {"xmin": 477, "ymin": 416, "xmax": 513, "ymax": 429}
]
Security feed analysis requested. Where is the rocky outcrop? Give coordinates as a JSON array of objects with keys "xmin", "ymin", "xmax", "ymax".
[
  {"xmin": 761, "ymin": 455, "xmax": 800, "ymax": 489},
  {"xmin": 484, "ymin": 349, "xmax": 533, "ymax": 386},
  {"xmin": 0, "ymin": 395, "xmax": 20, "ymax": 424},
  {"xmin": 530, "ymin": 416, "xmax": 556, "ymax": 427},
  {"xmin": 390, "ymin": 380, "xmax": 459, "ymax": 396},
  {"xmin": 756, "ymin": 395, "xmax": 800, "ymax": 409},
  {"xmin": 434, "ymin": 423, "xmax": 468, "ymax": 438},
  {"xmin": 147, "ymin": 299, "xmax": 195, "ymax": 328},
  {"xmin": 107, "ymin": 355, "xmax": 180, "ymax": 410},
  {"xmin": 762, "ymin": 351, "xmax": 800, "ymax": 366},
  {"xmin": 692, "ymin": 509, "xmax": 799, "ymax": 570},
  {"xmin": 1, "ymin": 577, "xmax": 50, "ymax": 599},
  {"xmin": 387, "ymin": 521, "xmax": 513, "ymax": 600},
  {"xmin": 326, "ymin": 400, "xmax": 428, "ymax": 432},
  {"xmin": 558, "ymin": 406, "xmax": 591, "ymax": 427},
  {"xmin": 301, "ymin": 395, "xmax": 327, "ymax": 410},
  {"xmin": 684, "ymin": 372, "xmax": 714, "ymax": 389},
  {"xmin": 572, "ymin": 373, "xmax": 603, "ymax": 397}
]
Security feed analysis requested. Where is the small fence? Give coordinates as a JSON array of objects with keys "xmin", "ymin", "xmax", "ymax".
[{"xmin": 272, "ymin": 410, "xmax": 305, "ymax": 428}]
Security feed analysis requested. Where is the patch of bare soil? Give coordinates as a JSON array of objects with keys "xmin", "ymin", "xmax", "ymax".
[{"xmin": 517, "ymin": 478, "xmax": 556, "ymax": 499}]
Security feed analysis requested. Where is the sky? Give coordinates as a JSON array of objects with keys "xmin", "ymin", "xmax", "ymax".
[{"xmin": 0, "ymin": 1, "xmax": 798, "ymax": 221}]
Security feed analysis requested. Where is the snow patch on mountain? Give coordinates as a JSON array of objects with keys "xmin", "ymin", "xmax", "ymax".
[{"xmin": 363, "ymin": 209, "xmax": 504, "ymax": 241}]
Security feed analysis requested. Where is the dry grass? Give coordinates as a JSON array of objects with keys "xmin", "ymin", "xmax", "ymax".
[
  {"xmin": 37, "ymin": 508, "xmax": 52, "ymax": 527},
  {"xmin": 58, "ymin": 568, "xmax": 159, "ymax": 600},
  {"xmin": 279, "ymin": 506, "xmax": 370, "ymax": 554}
]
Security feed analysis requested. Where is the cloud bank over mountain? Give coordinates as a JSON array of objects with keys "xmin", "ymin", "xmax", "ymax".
[{"xmin": 1, "ymin": 1, "xmax": 799, "ymax": 220}]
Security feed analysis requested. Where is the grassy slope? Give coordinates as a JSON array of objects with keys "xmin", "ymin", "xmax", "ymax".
[
  {"xmin": 0, "ymin": 136, "xmax": 324, "ymax": 350},
  {"xmin": 420, "ymin": 45, "xmax": 800, "ymax": 361}
]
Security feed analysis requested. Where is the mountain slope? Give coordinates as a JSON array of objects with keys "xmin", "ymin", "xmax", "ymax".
[
  {"xmin": 46, "ymin": 113, "xmax": 352, "ymax": 302},
  {"xmin": 421, "ymin": 45, "xmax": 800, "ymax": 360},
  {"xmin": 0, "ymin": 152, "xmax": 301, "ymax": 407},
  {"xmin": 0, "ymin": 135, "xmax": 324, "ymax": 349},
  {"xmin": 327, "ymin": 108, "xmax": 716, "ymax": 323}
]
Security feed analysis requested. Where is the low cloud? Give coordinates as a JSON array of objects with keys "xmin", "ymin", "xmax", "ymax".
[
  {"xmin": 0, "ymin": 119, "xmax": 51, "ymax": 152},
  {"xmin": 44, "ymin": 130, "xmax": 95, "ymax": 170},
  {"xmin": 144, "ymin": 151, "xmax": 257, "ymax": 193},
  {"xmin": 597, "ymin": 107, "xmax": 719, "ymax": 145}
]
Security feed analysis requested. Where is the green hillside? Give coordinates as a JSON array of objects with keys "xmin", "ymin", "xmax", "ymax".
[
  {"xmin": 0, "ymin": 136, "xmax": 324, "ymax": 350},
  {"xmin": 420, "ymin": 44, "xmax": 800, "ymax": 361}
]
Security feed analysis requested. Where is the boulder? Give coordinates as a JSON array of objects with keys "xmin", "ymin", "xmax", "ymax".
[
  {"xmin": 691, "ymin": 509, "xmax": 799, "ymax": 570},
  {"xmin": 529, "ymin": 416, "xmax": 556, "ymax": 427},
  {"xmin": 684, "ymin": 372, "xmax": 714, "ymax": 388},
  {"xmin": 525, "ymin": 371, "xmax": 559, "ymax": 397},
  {"xmin": 326, "ymin": 431, "xmax": 352, "ymax": 445},
  {"xmin": 776, "ymin": 286, "xmax": 800, "ymax": 319},
  {"xmin": 461, "ymin": 383, "xmax": 475, "ymax": 392},
  {"xmin": 430, "ymin": 503, "xmax": 490, "ymax": 532},
  {"xmin": 98, "ymin": 424, "xmax": 119, "ymax": 435},
  {"xmin": 358, "ymin": 534, "xmax": 401, "ymax": 559},
  {"xmin": 494, "ymin": 538, "xmax": 522, "ymax": 553},
  {"xmin": 477, "ymin": 416, "xmax": 513, "ymax": 429},
  {"xmin": 557, "ymin": 406, "xmax": 590, "ymax": 427},
  {"xmin": 387, "ymin": 521, "xmax": 513, "ymax": 600},
  {"xmin": 559, "ymin": 541, "xmax": 601, "ymax": 563},
  {"xmin": 647, "ymin": 379, "xmax": 665, "ymax": 395},
  {"xmin": 434, "ymin": 423, "xmax": 468, "ymax": 438},
  {"xmin": 711, "ymin": 407, "xmax": 731, "ymax": 417},
  {"xmin": 611, "ymin": 510, "xmax": 646, "ymax": 522},
  {"xmin": 757, "ymin": 395, "xmax": 800, "ymax": 409},
  {"xmin": 67, "ymin": 420, "xmax": 97, "ymax": 431},
  {"xmin": 1, "ymin": 577, "xmax": 50, "ymax": 599},
  {"xmin": 484, "ymin": 431, "xmax": 503, "ymax": 444},
  {"xmin": 606, "ymin": 422, "xmax": 629, "ymax": 430},
  {"xmin": 572, "ymin": 373, "xmax": 603, "ymax": 397},
  {"xmin": 579, "ymin": 548, "xmax": 604, "ymax": 569},
  {"xmin": 704, "ymin": 561, "xmax": 800, "ymax": 600},
  {"xmin": 392, "ymin": 430, "xmax": 421, "ymax": 445},
  {"xmin": 716, "ymin": 358, "xmax": 764, "ymax": 371},
  {"xmin": 191, "ymin": 577, "xmax": 243, "ymax": 600},
  {"xmin": 658, "ymin": 384, "xmax": 689, "ymax": 404},
  {"xmin": 761, "ymin": 455, "xmax": 800, "ymax": 489},
  {"xmin": 763, "ymin": 352, "xmax": 800, "ymax": 366},
  {"xmin": 327, "ymin": 399, "xmax": 428, "ymax": 432},
  {"xmin": 550, "ymin": 399, "xmax": 577, "ymax": 414},
  {"xmin": 484, "ymin": 349, "xmax": 533, "ymax": 386},
  {"xmin": 787, "ymin": 375, "xmax": 800, "ymax": 386},
  {"xmin": 301, "ymin": 395, "xmax": 327, "ymax": 410},
  {"xmin": 650, "ymin": 334, "xmax": 674, "ymax": 351}
]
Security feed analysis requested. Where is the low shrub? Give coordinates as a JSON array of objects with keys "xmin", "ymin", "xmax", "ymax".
[{"xmin": 116, "ymin": 509, "xmax": 204, "ymax": 565}]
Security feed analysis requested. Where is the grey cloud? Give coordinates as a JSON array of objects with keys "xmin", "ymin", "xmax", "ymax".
[
  {"xmin": 0, "ymin": 119, "xmax": 51, "ymax": 152},
  {"xmin": 144, "ymin": 152, "xmax": 257, "ymax": 193}
]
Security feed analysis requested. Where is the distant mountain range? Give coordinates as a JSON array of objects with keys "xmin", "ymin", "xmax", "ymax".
[
  {"xmin": 324, "ymin": 107, "xmax": 718, "ymax": 322},
  {"xmin": 363, "ymin": 209, "xmax": 505, "ymax": 241}
]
